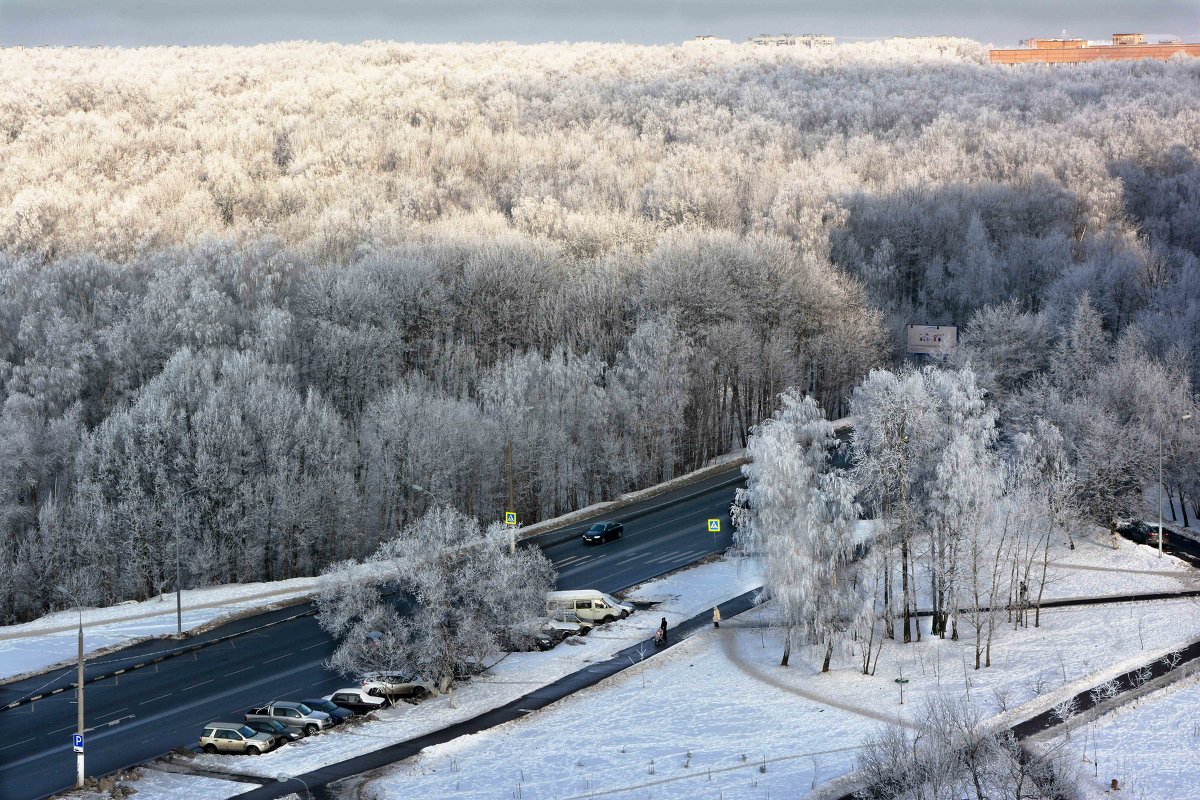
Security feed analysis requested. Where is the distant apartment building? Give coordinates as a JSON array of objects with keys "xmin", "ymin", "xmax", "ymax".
[
  {"xmin": 749, "ymin": 33, "xmax": 835, "ymax": 47},
  {"xmin": 992, "ymin": 33, "xmax": 1200, "ymax": 63},
  {"xmin": 684, "ymin": 34, "xmax": 732, "ymax": 47}
]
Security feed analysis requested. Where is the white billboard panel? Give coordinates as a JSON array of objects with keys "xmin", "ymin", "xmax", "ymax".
[{"xmin": 906, "ymin": 324, "xmax": 957, "ymax": 359}]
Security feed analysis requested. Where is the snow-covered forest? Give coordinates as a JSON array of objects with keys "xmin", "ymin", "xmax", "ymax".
[{"xmin": 1, "ymin": 39, "xmax": 1198, "ymax": 624}]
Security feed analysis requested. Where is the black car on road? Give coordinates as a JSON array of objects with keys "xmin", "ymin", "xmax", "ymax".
[{"xmin": 582, "ymin": 520, "xmax": 623, "ymax": 544}]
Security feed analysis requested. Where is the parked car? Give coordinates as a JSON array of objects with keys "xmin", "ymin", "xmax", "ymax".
[
  {"xmin": 1147, "ymin": 523, "xmax": 1178, "ymax": 547},
  {"xmin": 360, "ymin": 672, "xmax": 435, "ymax": 699},
  {"xmin": 300, "ymin": 698, "xmax": 352, "ymax": 724},
  {"xmin": 1117, "ymin": 520, "xmax": 1152, "ymax": 544},
  {"xmin": 582, "ymin": 520, "xmax": 623, "ymax": 544},
  {"xmin": 243, "ymin": 718, "xmax": 302, "ymax": 745},
  {"xmin": 547, "ymin": 608, "xmax": 593, "ymax": 636},
  {"xmin": 244, "ymin": 701, "xmax": 332, "ymax": 736},
  {"xmin": 324, "ymin": 687, "xmax": 387, "ymax": 715},
  {"xmin": 199, "ymin": 722, "xmax": 276, "ymax": 755}
]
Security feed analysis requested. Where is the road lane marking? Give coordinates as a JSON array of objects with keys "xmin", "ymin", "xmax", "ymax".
[
  {"xmin": 46, "ymin": 724, "xmax": 77, "ymax": 735},
  {"xmin": 139, "ymin": 693, "xmax": 172, "ymax": 706},
  {"xmin": 225, "ymin": 665, "xmax": 255, "ymax": 677},
  {"xmin": 0, "ymin": 738, "xmax": 34, "ymax": 752},
  {"xmin": 96, "ymin": 708, "xmax": 128, "ymax": 720},
  {"xmin": 181, "ymin": 680, "xmax": 212, "ymax": 692},
  {"xmin": 301, "ymin": 642, "xmax": 326, "ymax": 651},
  {"xmin": 263, "ymin": 653, "xmax": 293, "ymax": 664}
]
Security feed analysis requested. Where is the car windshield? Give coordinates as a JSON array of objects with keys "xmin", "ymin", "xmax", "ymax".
[
  {"xmin": 306, "ymin": 700, "xmax": 334, "ymax": 711},
  {"xmin": 265, "ymin": 720, "xmax": 284, "ymax": 731},
  {"xmin": 294, "ymin": 703, "xmax": 313, "ymax": 715},
  {"xmin": 238, "ymin": 725, "xmax": 257, "ymax": 737},
  {"xmin": 588, "ymin": 523, "xmax": 604, "ymax": 532}
]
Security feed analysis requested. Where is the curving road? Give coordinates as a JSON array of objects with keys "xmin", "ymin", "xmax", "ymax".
[{"xmin": 0, "ymin": 466, "xmax": 745, "ymax": 800}]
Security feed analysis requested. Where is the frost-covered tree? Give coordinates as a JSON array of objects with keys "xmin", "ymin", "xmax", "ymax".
[
  {"xmin": 319, "ymin": 507, "xmax": 556, "ymax": 688},
  {"xmin": 735, "ymin": 390, "xmax": 863, "ymax": 670},
  {"xmin": 851, "ymin": 368, "xmax": 937, "ymax": 643}
]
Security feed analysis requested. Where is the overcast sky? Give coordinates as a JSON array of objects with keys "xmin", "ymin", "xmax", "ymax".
[{"xmin": 1, "ymin": 0, "xmax": 1197, "ymax": 48}]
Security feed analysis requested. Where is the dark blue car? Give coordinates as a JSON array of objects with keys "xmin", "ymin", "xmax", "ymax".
[{"xmin": 582, "ymin": 520, "xmax": 623, "ymax": 545}]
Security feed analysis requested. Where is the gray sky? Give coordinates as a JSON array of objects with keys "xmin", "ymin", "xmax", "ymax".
[{"xmin": 1, "ymin": 0, "xmax": 1196, "ymax": 48}]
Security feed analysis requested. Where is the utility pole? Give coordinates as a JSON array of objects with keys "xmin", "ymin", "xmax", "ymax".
[
  {"xmin": 176, "ymin": 524, "xmax": 183, "ymax": 636},
  {"xmin": 76, "ymin": 609, "xmax": 84, "ymax": 787},
  {"xmin": 506, "ymin": 438, "xmax": 515, "ymax": 554}
]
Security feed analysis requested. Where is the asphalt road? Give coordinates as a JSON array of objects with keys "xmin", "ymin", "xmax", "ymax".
[{"xmin": 0, "ymin": 465, "xmax": 745, "ymax": 800}]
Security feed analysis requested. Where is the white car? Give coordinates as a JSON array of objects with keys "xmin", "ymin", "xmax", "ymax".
[
  {"xmin": 324, "ymin": 687, "xmax": 387, "ymax": 715},
  {"xmin": 359, "ymin": 672, "xmax": 435, "ymax": 698}
]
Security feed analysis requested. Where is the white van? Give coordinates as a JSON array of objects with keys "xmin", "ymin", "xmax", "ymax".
[{"xmin": 546, "ymin": 590, "xmax": 633, "ymax": 624}]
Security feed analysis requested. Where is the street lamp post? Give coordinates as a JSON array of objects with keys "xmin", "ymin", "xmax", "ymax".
[
  {"xmin": 56, "ymin": 586, "xmax": 85, "ymax": 789},
  {"xmin": 276, "ymin": 772, "xmax": 311, "ymax": 798},
  {"xmin": 1159, "ymin": 412, "xmax": 1193, "ymax": 558}
]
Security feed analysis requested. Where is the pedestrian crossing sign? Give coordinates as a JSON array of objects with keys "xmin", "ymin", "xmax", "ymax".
[
  {"xmin": 505, "ymin": 511, "xmax": 517, "ymax": 526},
  {"xmin": 707, "ymin": 519, "xmax": 721, "ymax": 533}
]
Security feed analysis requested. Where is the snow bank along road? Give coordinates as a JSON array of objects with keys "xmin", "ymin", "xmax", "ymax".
[{"xmin": 0, "ymin": 467, "xmax": 744, "ymax": 800}]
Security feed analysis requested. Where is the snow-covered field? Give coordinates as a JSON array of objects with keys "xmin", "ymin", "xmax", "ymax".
[
  {"xmin": 1040, "ymin": 531, "xmax": 1198, "ymax": 600},
  {"xmin": 1046, "ymin": 670, "xmax": 1200, "ymax": 800},
  {"xmin": 356, "ymin": 588, "xmax": 1200, "ymax": 800}
]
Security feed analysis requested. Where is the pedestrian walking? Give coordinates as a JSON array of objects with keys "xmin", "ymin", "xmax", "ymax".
[
  {"xmin": 659, "ymin": 616, "xmax": 668, "ymax": 634},
  {"xmin": 712, "ymin": 606, "xmax": 721, "ymax": 628}
]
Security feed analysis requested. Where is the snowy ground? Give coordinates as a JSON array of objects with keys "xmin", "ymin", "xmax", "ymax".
[
  {"xmin": 1038, "ymin": 530, "xmax": 1198, "ymax": 600},
  {"xmin": 1045, "ymin": 670, "xmax": 1200, "ymax": 800},
  {"xmin": 355, "ymin": 587, "xmax": 1200, "ymax": 800}
]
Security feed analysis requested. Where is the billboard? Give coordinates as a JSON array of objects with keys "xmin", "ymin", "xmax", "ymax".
[{"xmin": 906, "ymin": 325, "xmax": 957, "ymax": 360}]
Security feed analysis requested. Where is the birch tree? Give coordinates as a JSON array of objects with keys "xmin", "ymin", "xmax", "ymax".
[{"xmin": 735, "ymin": 389, "xmax": 864, "ymax": 670}]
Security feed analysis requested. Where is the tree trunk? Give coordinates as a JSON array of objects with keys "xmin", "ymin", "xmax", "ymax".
[
  {"xmin": 883, "ymin": 555, "xmax": 894, "ymax": 640},
  {"xmin": 900, "ymin": 539, "xmax": 912, "ymax": 643},
  {"xmin": 780, "ymin": 627, "xmax": 792, "ymax": 667},
  {"xmin": 822, "ymin": 640, "xmax": 833, "ymax": 673},
  {"xmin": 1180, "ymin": 486, "xmax": 1191, "ymax": 529}
]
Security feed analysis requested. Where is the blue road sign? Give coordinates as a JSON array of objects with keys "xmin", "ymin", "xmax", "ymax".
[{"xmin": 72, "ymin": 733, "xmax": 84, "ymax": 753}]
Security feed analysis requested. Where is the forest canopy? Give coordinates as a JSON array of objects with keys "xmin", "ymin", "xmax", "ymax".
[{"xmin": 1, "ymin": 39, "xmax": 1197, "ymax": 623}]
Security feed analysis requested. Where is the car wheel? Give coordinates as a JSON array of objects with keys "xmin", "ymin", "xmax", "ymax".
[
  {"xmin": 602, "ymin": 615, "xmax": 615, "ymax": 624},
  {"xmin": 203, "ymin": 744, "xmax": 218, "ymax": 754},
  {"xmin": 247, "ymin": 745, "xmax": 261, "ymax": 756},
  {"xmin": 411, "ymin": 686, "xmax": 429, "ymax": 699},
  {"xmin": 305, "ymin": 723, "xmax": 319, "ymax": 736}
]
